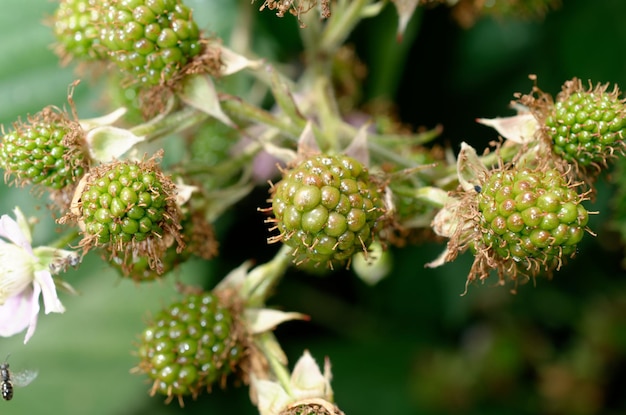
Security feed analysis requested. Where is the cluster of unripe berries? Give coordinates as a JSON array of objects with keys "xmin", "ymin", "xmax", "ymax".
[
  {"xmin": 53, "ymin": 0, "xmax": 204, "ymax": 87},
  {"xmin": 3, "ymin": 0, "xmax": 626, "ymax": 408},
  {"xmin": 439, "ymin": 77, "xmax": 626, "ymax": 286}
]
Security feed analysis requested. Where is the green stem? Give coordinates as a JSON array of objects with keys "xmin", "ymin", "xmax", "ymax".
[
  {"xmin": 181, "ymin": 139, "xmax": 262, "ymax": 177},
  {"xmin": 393, "ymin": 185, "xmax": 451, "ymax": 208},
  {"xmin": 245, "ymin": 244, "xmax": 294, "ymax": 306},
  {"xmin": 48, "ymin": 230, "xmax": 81, "ymax": 250},
  {"xmin": 256, "ymin": 331, "xmax": 293, "ymax": 394},
  {"xmin": 221, "ymin": 97, "xmax": 302, "ymax": 138},
  {"xmin": 319, "ymin": 0, "xmax": 376, "ymax": 53},
  {"xmin": 130, "ymin": 105, "xmax": 209, "ymax": 141},
  {"xmin": 311, "ymin": 74, "xmax": 340, "ymax": 152}
]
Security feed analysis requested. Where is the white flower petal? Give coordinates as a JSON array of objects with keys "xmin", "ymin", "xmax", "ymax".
[
  {"xmin": 0, "ymin": 244, "xmax": 36, "ymax": 303},
  {"xmin": 0, "ymin": 213, "xmax": 32, "ymax": 254},
  {"xmin": 0, "ymin": 287, "xmax": 35, "ymax": 340},
  {"xmin": 23, "ymin": 284, "xmax": 40, "ymax": 344},
  {"xmin": 12, "ymin": 207, "xmax": 32, "ymax": 246},
  {"xmin": 34, "ymin": 269, "xmax": 65, "ymax": 314}
]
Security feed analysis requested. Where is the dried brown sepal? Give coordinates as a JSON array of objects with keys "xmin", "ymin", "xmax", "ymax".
[
  {"xmin": 182, "ymin": 208, "xmax": 220, "ymax": 260},
  {"xmin": 257, "ymin": 0, "xmax": 331, "ymax": 25}
]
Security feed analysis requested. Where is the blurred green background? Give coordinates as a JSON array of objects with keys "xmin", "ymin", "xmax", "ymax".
[{"xmin": 2, "ymin": 0, "xmax": 626, "ymax": 414}]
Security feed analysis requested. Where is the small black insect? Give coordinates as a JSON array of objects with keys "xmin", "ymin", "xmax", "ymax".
[
  {"xmin": 0, "ymin": 358, "xmax": 37, "ymax": 401},
  {"xmin": 474, "ymin": 185, "xmax": 482, "ymax": 193}
]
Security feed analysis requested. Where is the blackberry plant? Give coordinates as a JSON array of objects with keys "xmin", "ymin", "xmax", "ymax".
[{"xmin": 2, "ymin": 0, "xmax": 626, "ymax": 414}]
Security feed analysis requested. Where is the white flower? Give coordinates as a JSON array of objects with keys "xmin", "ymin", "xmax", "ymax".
[
  {"xmin": 0, "ymin": 208, "xmax": 78, "ymax": 344},
  {"xmin": 253, "ymin": 350, "xmax": 343, "ymax": 415}
]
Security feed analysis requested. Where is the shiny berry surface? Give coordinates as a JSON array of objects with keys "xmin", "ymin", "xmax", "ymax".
[
  {"xmin": 271, "ymin": 154, "xmax": 384, "ymax": 267},
  {"xmin": 477, "ymin": 168, "xmax": 588, "ymax": 264}
]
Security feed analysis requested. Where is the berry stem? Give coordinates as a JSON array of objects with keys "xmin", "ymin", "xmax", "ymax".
[
  {"xmin": 394, "ymin": 186, "xmax": 452, "ymax": 208},
  {"xmin": 244, "ymin": 244, "xmax": 294, "ymax": 307},
  {"xmin": 319, "ymin": 0, "xmax": 378, "ymax": 53},
  {"xmin": 221, "ymin": 95, "xmax": 303, "ymax": 138},
  {"xmin": 181, "ymin": 139, "xmax": 261, "ymax": 177},
  {"xmin": 255, "ymin": 331, "xmax": 294, "ymax": 395},
  {"xmin": 130, "ymin": 105, "xmax": 210, "ymax": 142},
  {"xmin": 221, "ymin": 92, "xmax": 440, "ymax": 168},
  {"xmin": 47, "ymin": 230, "xmax": 81, "ymax": 250}
]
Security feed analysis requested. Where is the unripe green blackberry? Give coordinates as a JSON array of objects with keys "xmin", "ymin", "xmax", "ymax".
[
  {"xmin": 269, "ymin": 154, "xmax": 385, "ymax": 268},
  {"xmin": 545, "ymin": 78, "xmax": 626, "ymax": 169},
  {"xmin": 111, "ymin": 208, "xmax": 218, "ymax": 281},
  {"xmin": 98, "ymin": 0, "xmax": 203, "ymax": 86},
  {"xmin": 70, "ymin": 155, "xmax": 183, "ymax": 273},
  {"xmin": 474, "ymin": 166, "xmax": 589, "ymax": 279},
  {"xmin": 53, "ymin": 0, "xmax": 105, "ymax": 61},
  {"xmin": 134, "ymin": 291, "xmax": 245, "ymax": 404},
  {"xmin": 0, "ymin": 107, "xmax": 88, "ymax": 190}
]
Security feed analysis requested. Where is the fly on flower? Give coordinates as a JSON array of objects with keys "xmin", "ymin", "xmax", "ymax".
[{"xmin": 0, "ymin": 357, "xmax": 38, "ymax": 401}]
